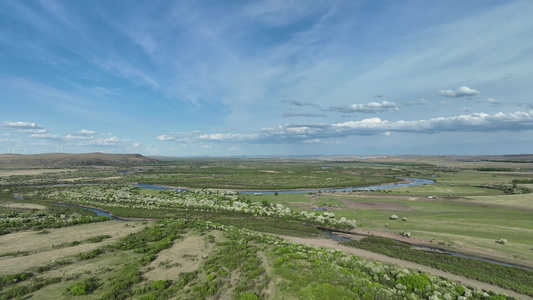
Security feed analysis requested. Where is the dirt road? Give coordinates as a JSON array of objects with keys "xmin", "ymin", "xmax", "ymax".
[{"xmin": 279, "ymin": 235, "xmax": 532, "ymax": 300}]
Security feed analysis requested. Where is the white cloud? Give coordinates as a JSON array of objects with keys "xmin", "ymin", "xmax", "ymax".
[
  {"xmin": 78, "ymin": 129, "xmax": 95, "ymax": 135},
  {"xmin": 158, "ymin": 110, "xmax": 533, "ymax": 146},
  {"xmin": 198, "ymin": 133, "xmax": 259, "ymax": 142},
  {"xmin": 66, "ymin": 134, "xmax": 92, "ymax": 140},
  {"xmin": 437, "ymin": 86, "xmax": 480, "ymax": 98},
  {"xmin": 327, "ymin": 101, "xmax": 399, "ymax": 114},
  {"xmin": 82, "ymin": 136, "xmax": 121, "ymax": 146},
  {"xmin": 332, "ymin": 110, "xmax": 533, "ymax": 134},
  {"xmin": 66, "ymin": 129, "xmax": 97, "ymax": 141},
  {"xmin": 1, "ymin": 121, "xmax": 47, "ymax": 133},
  {"xmin": 156, "ymin": 131, "xmax": 201, "ymax": 143}
]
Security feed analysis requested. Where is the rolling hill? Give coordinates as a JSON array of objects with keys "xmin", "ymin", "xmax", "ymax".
[{"xmin": 0, "ymin": 152, "xmax": 158, "ymax": 167}]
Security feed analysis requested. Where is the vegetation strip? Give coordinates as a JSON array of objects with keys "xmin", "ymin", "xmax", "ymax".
[{"xmin": 343, "ymin": 236, "xmax": 533, "ymax": 297}]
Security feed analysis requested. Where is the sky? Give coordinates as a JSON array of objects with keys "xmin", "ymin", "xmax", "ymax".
[{"xmin": 1, "ymin": 0, "xmax": 533, "ymax": 157}]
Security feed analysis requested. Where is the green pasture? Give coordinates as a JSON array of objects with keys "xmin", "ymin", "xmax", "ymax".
[
  {"xmin": 118, "ymin": 159, "xmax": 404, "ymax": 189},
  {"xmin": 432, "ymin": 169, "xmax": 533, "ymax": 186},
  {"xmin": 387, "ymin": 183, "xmax": 504, "ymax": 196},
  {"xmin": 307, "ymin": 192, "xmax": 533, "ymax": 262},
  {"xmin": 465, "ymin": 192, "xmax": 533, "ymax": 210}
]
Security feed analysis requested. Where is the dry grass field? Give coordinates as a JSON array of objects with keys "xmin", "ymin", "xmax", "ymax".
[{"xmin": 0, "ymin": 221, "xmax": 147, "ymax": 275}]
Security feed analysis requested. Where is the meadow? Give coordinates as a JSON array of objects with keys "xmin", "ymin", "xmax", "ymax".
[{"xmin": 1, "ymin": 155, "xmax": 532, "ymax": 299}]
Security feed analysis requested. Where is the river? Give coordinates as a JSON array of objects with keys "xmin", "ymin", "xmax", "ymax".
[
  {"xmin": 53, "ymin": 203, "xmax": 126, "ymax": 221},
  {"xmin": 134, "ymin": 177, "xmax": 435, "ymax": 195}
]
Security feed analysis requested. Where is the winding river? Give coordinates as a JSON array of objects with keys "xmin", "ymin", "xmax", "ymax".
[
  {"xmin": 134, "ymin": 177, "xmax": 435, "ymax": 195},
  {"xmin": 53, "ymin": 203, "xmax": 126, "ymax": 221}
]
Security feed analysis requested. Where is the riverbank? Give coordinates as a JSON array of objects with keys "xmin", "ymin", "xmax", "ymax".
[{"xmin": 325, "ymin": 226, "xmax": 533, "ymax": 270}]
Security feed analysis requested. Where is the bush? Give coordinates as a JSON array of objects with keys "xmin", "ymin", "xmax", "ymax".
[
  {"xmin": 150, "ymin": 280, "xmax": 169, "ymax": 290},
  {"xmin": 67, "ymin": 277, "xmax": 100, "ymax": 296},
  {"xmin": 397, "ymin": 273, "xmax": 431, "ymax": 292},
  {"xmin": 68, "ymin": 283, "xmax": 87, "ymax": 296},
  {"xmin": 239, "ymin": 292, "xmax": 259, "ymax": 300}
]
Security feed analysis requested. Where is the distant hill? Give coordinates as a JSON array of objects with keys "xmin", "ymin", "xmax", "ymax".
[
  {"xmin": 0, "ymin": 153, "xmax": 158, "ymax": 167},
  {"xmin": 456, "ymin": 154, "xmax": 533, "ymax": 162}
]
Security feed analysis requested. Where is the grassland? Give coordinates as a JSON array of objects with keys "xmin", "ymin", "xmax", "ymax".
[{"xmin": 1, "ymin": 155, "xmax": 532, "ymax": 299}]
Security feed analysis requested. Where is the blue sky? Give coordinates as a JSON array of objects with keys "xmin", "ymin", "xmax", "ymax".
[{"xmin": 1, "ymin": 0, "xmax": 532, "ymax": 156}]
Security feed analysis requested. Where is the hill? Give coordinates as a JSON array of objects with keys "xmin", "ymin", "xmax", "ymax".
[{"xmin": 0, "ymin": 152, "xmax": 158, "ymax": 167}]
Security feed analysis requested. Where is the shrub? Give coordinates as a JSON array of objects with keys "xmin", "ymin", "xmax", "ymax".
[
  {"xmin": 67, "ymin": 277, "xmax": 100, "ymax": 296},
  {"xmin": 150, "ymin": 280, "xmax": 168, "ymax": 290},
  {"xmin": 397, "ymin": 273, "xmax": 431, "ymax": 292},
  {"xmin": 239, "ymin": 292, "xmax": 259, "ymax": 300},
  {"xmin": 68, "ymin": 283, "xmax": 87, "ymax": 296}
]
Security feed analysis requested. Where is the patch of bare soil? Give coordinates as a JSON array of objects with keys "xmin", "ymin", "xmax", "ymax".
[
  {"xmin": 278, "ymin": 235, "xmax": 532, "ymax": 300},
  {"xmin": 60, "ymin": 177, "xmax": 87, "ymax": 182},
  {"xmin": 258, "ymin": 170, "xmax": 281, "ymax": 173},
  {"xmin": 256, "ymin": 250, "xmax": 276, "ymax": 299},
  {"xmin": 292, "ymin": 202, "xmax": 342, "ymax": 212},
  {"xmin": 144, "ymin": 231, "xmax": 223, "ymax": 281},
  {"xmin": 341, "ymin": 200, "xmax": 413, "ymax": 211},
  {"xmin": 1, "ymin": 202, "xmax": 47, "ymax": 210}
]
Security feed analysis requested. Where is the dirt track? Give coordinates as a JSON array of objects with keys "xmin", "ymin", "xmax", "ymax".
[{"xmin": 279, "ymin": 235, "xmax": 532, "ymax": 300}]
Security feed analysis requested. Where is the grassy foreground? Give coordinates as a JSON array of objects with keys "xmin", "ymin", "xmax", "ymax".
[{"xmin": 0, "ymin": 219, "xmax": 515, "ymax": 300}]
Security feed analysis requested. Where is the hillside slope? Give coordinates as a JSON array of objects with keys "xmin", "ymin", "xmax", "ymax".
[{"xmin": 0, "ymin": 153, "xmax": 157, "ymax": 166}]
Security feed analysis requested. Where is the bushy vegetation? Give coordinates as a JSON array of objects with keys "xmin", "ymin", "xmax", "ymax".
[
  {"xmin": 0, "ymin": 204, "xmax": 110, "ymax": 235},
  {"xmin": 26, "ymin": 184, "xmax": 358, "ymax": 229},
  {"xmin": 473, "ymin": 184, "xmax": 530, "ymax": 194},
  {"xmin": 343, "ymin": 237, "xmax": 533, "ymax": 296},
  {"xmin": 67, "ymin": 277, "xmax": 100, "ymax": 295},
  {"xmin": 0, "ymin": 276, "xmax": 62, "ymax": 299}
]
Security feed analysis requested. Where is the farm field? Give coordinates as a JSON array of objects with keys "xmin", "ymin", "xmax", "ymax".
[{"xmin": 1, "ymin": 155, "xmax": 532, "ymax": 299}]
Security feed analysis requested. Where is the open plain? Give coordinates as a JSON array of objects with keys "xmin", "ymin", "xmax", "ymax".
[{"xmin": 1, "ymin": 154, "xmax": 532, "ymax": 299}]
